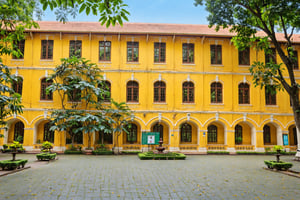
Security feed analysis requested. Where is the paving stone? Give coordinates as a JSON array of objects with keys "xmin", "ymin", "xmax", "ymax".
[{"xmin": 0, "ymin": 154, "xmax": 300, "ymax": 199}]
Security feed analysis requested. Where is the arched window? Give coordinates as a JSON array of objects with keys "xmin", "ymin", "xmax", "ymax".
[
  {"xmin": 263, "ymin": 125, "xmax": 271, "ymax": 144},
  {"xmin": 44, "ymin": 122, "xmax": 54, "ymax": 143},
  {"xmin": 99, "ymin": 81, "xmax": 111, "ymax": 102},
  {"xmin": 208, "ymin": 125, "xmax": 217, "ymax": 143},
  {"xmin": 14, "ymin": 121, "xmax": 24, "ymax": 143},
  {"xmin": 12, "ymin": 77, "xmax": 23, "ymax": 96},
  {"xmin": 126, "ymin": 123, "xmax": 138, "ymax": 143},
  {"xmin": 211, "ymin": 82, "xmax": 222, "ymax": 103},
  {"xmin": 154, "ymin": 81, "xmax": 166, "ymax": 102},
  {"xmin": 180, "ymin": 123, "xmax": 192, "ymax": 142},
  {"xmin": 41, "ymin": 78, "xmax": 53, "ymax": 100},
  {"xmin": 265, "ymin": 85, "xmax": 276, "ymax": 105},
  {"xmin": 153, "ymin": 123, "xmax": 164, "ymax": 141},
  {"xmin": 127, "ymin": 81, "xmax": 139, "ymax": 102},
  {"xmin": 98, "ymin": 130, "xmax": 113, "ymax": 144},
  {"xmin": 235, "ymin": 125, "xmax": 243, "ymax": 144},
  {"xmin": 182, "ymin": 82, "xmax": 194, "ymax": 103},
  {"xmin": 238, "ymin": 83, "xmax": 250, "ymax": 104}
]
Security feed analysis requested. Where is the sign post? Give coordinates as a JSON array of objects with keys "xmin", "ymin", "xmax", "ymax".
[{"xmin": 142, "ymin": 132, "xmax": 160, "ymax": 151}]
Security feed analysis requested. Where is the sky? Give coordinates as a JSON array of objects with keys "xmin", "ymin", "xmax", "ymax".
[{"xmin": 42, "ymin": 0, "xmax": 209, "ymax": 25}]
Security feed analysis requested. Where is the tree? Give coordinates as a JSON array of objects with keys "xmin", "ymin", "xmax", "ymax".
[
  {"xmin": 0, "ymin": 64, "xmax": 23, "ymax": 138},
  {"xmin": 0, "ymin": 0, "xmax": 129, "ymax": 57},
  {"xmin": 195, "ymin": 0, "xmax": 300, "ymax": 154},
  {"xmin": 48, "ymin": 57, "xmax": 110, "ymax": 149},
  {"xmin": 107, "ymin": 101, "xmax": 131, "ymax": 154}
]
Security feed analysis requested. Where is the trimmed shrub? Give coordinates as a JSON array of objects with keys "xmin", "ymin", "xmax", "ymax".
[
  {"xmin": 207, "ymin": 151, "xmax": 230, "ymax": 155},
  {"xmin": 264, "ymin": 160, "xmax": 293, "ymax": 171},
  {"xmin": 92, "ymin": 150, "xmax": 113, "ymax": 155},
  {"xmin": 121, "ymin": 151, "xmax": 141, "ymax": 154},
  {"xmin": 0, "ymin": 159, "xmax": 28, "ymax": 170},
  {"xmin": 64, "ymin": 150, "xmax": 82, "ymax": 154},
  {"xmin": 36, "ymin": 153, "xmax": 57, "ymax": 161},
  {"xmin": 138, "ymin": 152, "xmax": 186, "ymax": 160}
]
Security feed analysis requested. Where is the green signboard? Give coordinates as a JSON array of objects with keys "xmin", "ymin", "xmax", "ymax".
[{"xmin": 142, "ymin": 132, "xmax": 160, "ymax": 145}]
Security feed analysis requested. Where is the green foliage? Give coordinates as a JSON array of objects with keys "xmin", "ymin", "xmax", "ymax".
[
  {"xmin": 48, "ymin": 57, "xmax": 113, "ymax": 148},
  {"xmin": 121, "ymin": 151, "xmax": 141, "ymax": 154},
  {"xmin": 92, "ymin": 150, "xmax": 113, "ymax": 155},
  {"xmin": 236, "ymin": 151, "xmax": 265, "ymax": 155},
  {"xmin": 64, "ymin": 150, "xmax": 83, "ymax": 154},
  {"xmin": 36, "ymin": 153, "xmax": 57, "ymax": 161},
  {"xmin": 138, "ymin": 152, "xmax": 186, "ymax": 160},
  {"xmin": 273, "ymin": 145, "xmax": 284, "ymax": 152},
  {"xmin": 264, "ymin": 160, "xmax": 293, "ymax": 171},
  {"xmin": 9, "ymin": 141, "xmax": 22, "ymax": 149},
  {"xmin": 0, "ymin": 64, "xmax": 24, "ymax": 137},
  {"xmin": 41, "ymin": 0, "xmax": 129, "ymax": 26},
  {"xmin": 195, "ymin": 0, "xmax": 300, "ymax": 136},
  {"xmin": 0, "ymin": 159, "xmax": 28, "ymax": 170},
  {"xmin": 42, "ymin": 141, "xmax": 53, "ymax": 150},
  {"xmin": 207, "ymin": 151, "xmax": 230, "ymax": 155},
  {"xmin": 3, "ymin": 144, "xmax": 8, "ymax": 149}
]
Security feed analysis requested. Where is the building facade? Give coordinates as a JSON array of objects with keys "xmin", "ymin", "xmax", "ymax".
[{"xmin": 0, "ymin": 22, "xmax": 299, "ymax": 153}]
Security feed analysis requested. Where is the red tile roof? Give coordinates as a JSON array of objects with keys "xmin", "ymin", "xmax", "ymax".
[{"xmin": 28, "ymin": 21, "xmax": 300, "ymax": 43}]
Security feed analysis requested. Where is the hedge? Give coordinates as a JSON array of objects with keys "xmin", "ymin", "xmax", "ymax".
[
  {"xmin": 264, "ymin": 160, "xmax": 293, "ymax": 171},
  {"xmin": 92, "ymin": 150, "xmax": 113, "ymax": 155},
  {"xmin": 121, "ymin": 151, "xmax": 141, "ymax": 154},
  {"xmin": 0, "ymin": 159, "xmax": 28, "ymax": 170},
  {"xmin": 138, "ymin": 152, "xmax": 186, "ymax": 160},
  {"xmin": 36, "ymin": 153, "xmax": 57, "ymax": 161},
  {"xmin": 207, "ymin": 151, "xmax": 230, "ymax": 155},
  {"xmin": 64, "ymin": 150, "xmax": 83, "ymax": 154}
]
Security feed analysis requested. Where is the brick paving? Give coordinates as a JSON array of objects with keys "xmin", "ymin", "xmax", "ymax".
[{"xmin": 0, "ymin": 154, "xmax": 299, "ymax": 200}]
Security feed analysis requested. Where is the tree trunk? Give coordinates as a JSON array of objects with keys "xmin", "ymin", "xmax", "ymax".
[
  {"xmin": 88, "ymin": 133, "xmax": 91, "ymax": 149},
  {"xmin": 291, "ymin": 95, "xmax": 300, "ymax": 156}
]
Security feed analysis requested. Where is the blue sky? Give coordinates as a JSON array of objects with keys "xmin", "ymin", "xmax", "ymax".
[{"xmin": 42, "ymin": 0, "xmax": 209, "ymax": 25}]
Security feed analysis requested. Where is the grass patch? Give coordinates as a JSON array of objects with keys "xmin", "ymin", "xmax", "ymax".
[
  {"xmin": 0, "ymin": 159, "xmax": 28, "ymax": 170},
  {"xmin": 138, "ymin": 152, "xmax": 186, "ymax": 160}
]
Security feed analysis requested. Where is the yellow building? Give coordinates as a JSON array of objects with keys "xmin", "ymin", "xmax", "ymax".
[{"xmin": 0, "ymin": 21, "xmax": 299, "ymax": 153}]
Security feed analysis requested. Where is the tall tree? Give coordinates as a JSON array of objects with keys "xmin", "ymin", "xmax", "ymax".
[
  {"xmin": 195, "ymin": 0, "xmax": 300, "ymax": 154},
  {"xmin": 0, "ymin": 64, "xmax": 23, "ymax": 137},
  {"xmin": 48, "ymin": 56, "xmax": 110, "ymax": 149}
]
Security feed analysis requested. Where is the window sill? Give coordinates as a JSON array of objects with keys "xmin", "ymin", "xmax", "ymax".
[
  {"xmin": 126, "ymin": 62, "xmax": 140, "ymax": 64},
  {"xmin": 153, "ymin": 102, "xmax": 167, "ymax": 105},
  {"xmin": 127, "ymin": 102, "xmax": 140, "ymax": 105},
  {"xmin": 265, "ymin": 105, "xmax": 278, "ymax": 107},
  {"xmin": 98, "ymin": 61, "xmax": 112, "ymax": 64},
  {"xmin": 211, "ymin": 64, "xmax": 223, "ymax": 67},
  {"xmin": 182, "ymin": 103, "xmax": 195, "ymax": 105},
  {"xmin": 40, "ymin": 59, "xmax": 54, "ymax": 62},
  {"xmin": 238, "ymin": 65, "xmax": 250, "ymax": 67},
  {"xmin": 39, "ymin": 100, "xmax": 54, "ymax": 103},
  {"xmin": 153, "ymin": 62, "xmax": 167, "ymax": 65},
  {"xmin": 182, "ymin": 63, "xmax": 195, "ymax": 66},
  {"xmin": 210, "ymin": 103, "xmax": 224, "ymax": 106},
  {"xmin": 238, "ymin": 104, "xmax": 252, "ymax": 107}
]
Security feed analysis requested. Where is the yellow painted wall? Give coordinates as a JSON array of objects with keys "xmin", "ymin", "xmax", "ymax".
[{"xmin": 0, "ymin": 28, "xmax": 299, "ymax": 152}]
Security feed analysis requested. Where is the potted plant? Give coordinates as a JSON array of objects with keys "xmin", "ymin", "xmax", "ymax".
[{"xmin": 41, "ymin": 141, "xmax": 53, "ymax": 153}]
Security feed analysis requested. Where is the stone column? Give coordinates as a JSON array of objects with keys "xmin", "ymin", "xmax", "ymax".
[
  {"xmin": 226, "ymin": 129, "xmax": 235, "ymax": 154},
  {"xmin": 255, "ymin": 130, "xmax": 265, "ymax": 152},
  {"xmin": 169, "ymin": 129, "xmax": 180, "ymax": 152},
  {"xmin": 198, "ymin": 129, "xmax": 207, "ymax": 153},
  {"xmin": 23, "ymin": 128, "xmax": 34, "ymax": 151}
]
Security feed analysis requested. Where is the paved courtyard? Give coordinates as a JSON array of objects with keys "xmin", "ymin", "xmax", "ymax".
[{"xmin": 0, "ymin": 154, "xmax": 299, "ymax": 200}]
